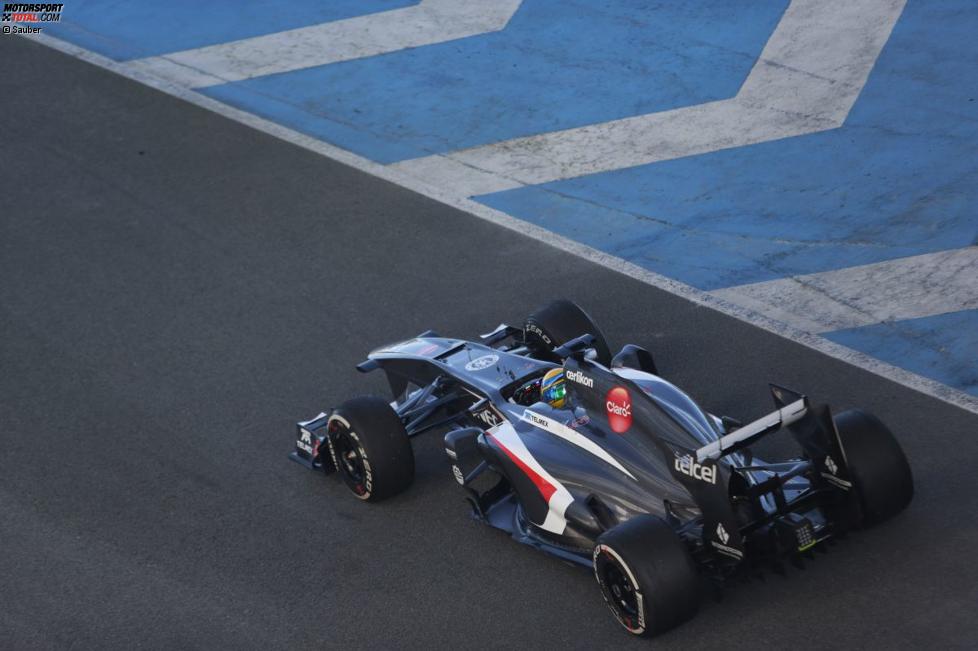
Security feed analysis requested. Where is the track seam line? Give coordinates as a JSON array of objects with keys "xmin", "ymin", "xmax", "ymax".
[{"xmin": 23, "ymin": 31, "xmax": 978, "ymax": 417}]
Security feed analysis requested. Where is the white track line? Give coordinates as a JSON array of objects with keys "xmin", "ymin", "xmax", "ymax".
[
  {"xmin": 391, "ymin": 0, "xmax": 906, "ymax": 196},
  {"xmin": 128, "ymin": 0, "xmax": 523, "ymax": 89},
  {"xmin": 21, "ymin": 31, "xmax": 978, "ymax": 416},
  {"xmin": 713, "ymin": 247, "xmax": 978, "ymax": 333}
]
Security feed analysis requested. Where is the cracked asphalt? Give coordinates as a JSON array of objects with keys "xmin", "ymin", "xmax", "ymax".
[{"xmin": 2, "ymin": 37, "xmax": 978, "ymax": 650}]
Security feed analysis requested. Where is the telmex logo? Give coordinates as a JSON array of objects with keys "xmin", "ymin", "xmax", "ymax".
[
  {"xmin": 605, "ymin": 386, "xmax": 632, "ymax": 433},
  {"xmin": 565, "ymin": 369, "xmax": 593, "ymax": 388}
]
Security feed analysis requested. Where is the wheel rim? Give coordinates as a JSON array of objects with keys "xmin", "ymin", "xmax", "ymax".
[
  {"xmin": 603, "ymin": 561, "xmax": 640, "ymax": 624},
  {"xmin": 333, "ymin": 429, "xmax": 368, "ymax": 496}
]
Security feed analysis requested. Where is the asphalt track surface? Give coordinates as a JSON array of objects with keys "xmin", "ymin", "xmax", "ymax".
[{"xmin": 2, "ymin": 37, "xmax": 977, "ymax": 649}]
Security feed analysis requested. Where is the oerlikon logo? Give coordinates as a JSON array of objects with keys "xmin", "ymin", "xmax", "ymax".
[{"xmin": 605, "ymin": 386, "xmax": 632, "ymax": 433}]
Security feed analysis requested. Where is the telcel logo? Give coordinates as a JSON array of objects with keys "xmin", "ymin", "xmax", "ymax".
[
  {"xmin": 605, "ymin": 386, "xmax": 632, "ymax": 433},
  {"xmin": 674, "ymin": 455, "xmax": 717, "ymax": 484},
  {"xmin": 565, "ymin": 369, "xmax": 593, "ymax": 388}
]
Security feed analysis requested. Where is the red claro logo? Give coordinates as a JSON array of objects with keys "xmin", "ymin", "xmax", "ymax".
[{"xmin": 605, "ymin": 386, "xmax": 632, "ymax": 433}]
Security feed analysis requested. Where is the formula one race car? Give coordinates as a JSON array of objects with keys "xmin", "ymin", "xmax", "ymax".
[{"xmin": 290, "ymin": 300, "xmax": 913, "ymax": 636}]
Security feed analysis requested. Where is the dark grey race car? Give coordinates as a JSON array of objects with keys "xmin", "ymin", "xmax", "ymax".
[{"xmin": 290, "ymin": 300, "xmax": 913, "ymax": 636}]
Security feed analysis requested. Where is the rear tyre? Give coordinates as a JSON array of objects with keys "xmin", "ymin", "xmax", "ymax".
[
  {"xmin": 328, "ymin": 396, "xmax": 414, "ymax": 502},
  {"xmin": 593, "ymin": 515, "xmax": 699, "ymax": 637},
  {"xmin": 834, "ymin": 409, "xmax": 913, "ymax": 525},
  {"xmin": 524, "ymin": 299, "xmax": 612, "ymax": 365}
]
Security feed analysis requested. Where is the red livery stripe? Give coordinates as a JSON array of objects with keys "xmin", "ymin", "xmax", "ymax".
[{"xmin": 487, "ymin": 433, "xmax": 556, "ymax": 502}]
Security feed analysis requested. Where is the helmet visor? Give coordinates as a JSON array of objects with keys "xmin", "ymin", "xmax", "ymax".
[{"xmin": 542, "ymin": 380, "xmax": 566, "ymax": 407}]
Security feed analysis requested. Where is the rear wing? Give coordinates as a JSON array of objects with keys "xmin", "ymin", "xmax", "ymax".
[
  {"xmin": 696, "ymin": 386, "xmax": 808, "ymax": 462},
  {"xmin": 695, "ymin": 384, "xmax": 853, "ymax": 492}
]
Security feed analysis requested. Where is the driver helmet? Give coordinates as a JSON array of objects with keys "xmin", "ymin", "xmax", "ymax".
[{"xmin": 540, "ymin": 368, "xmax": 567, "ymax": 409}]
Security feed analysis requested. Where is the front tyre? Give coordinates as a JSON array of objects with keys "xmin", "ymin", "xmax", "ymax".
[
  {"xmin": 328, "ymin": 396, "xmax": 414, "ymax": 502},
  {"xmin": 593, "ymin": 515, "xmax": 699, "ymax": 637},
  {"xmin": 834, "ymin": 409, "xmax": 913, "ymax": 525}
]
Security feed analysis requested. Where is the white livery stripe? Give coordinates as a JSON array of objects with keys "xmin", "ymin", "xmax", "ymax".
[
  {"xmin": 129, "ymin": 0, "xmax": 524, "ymax": 88},
  {"xmin": 490, "ymin": 422, "xmax": 574, "ymax": 534},
  {"xmin": 540, "ymin": 482, "xmax": 575, "ymax": 534},
  {"xmin": 520, "ymin": 410, "xmax": 636, "ymax": 481}
]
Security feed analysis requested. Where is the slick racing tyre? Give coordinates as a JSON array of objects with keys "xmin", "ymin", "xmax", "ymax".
[
  {"xmin": 524, "ymin": 299, "xmax": 612, "ymax": 366},
  {"xmin": 833, "ymin": 409, "xmax": 913, "ymax": 525},
  {"xmin": 593, "ymin": 515, "xmax": 699, "ymax": 637},
  {"xmin": 328, "ymin": 396, "xmax": 414, "ymax": 502}
]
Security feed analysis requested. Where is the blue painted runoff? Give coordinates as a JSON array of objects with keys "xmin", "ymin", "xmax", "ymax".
[
  {"xmin": 826, "ymin": 310, "xmax": 978, "ymax": 398},
  {"xmin": 478, "ymin": 0, "xmax": 978, "ymax": 290},
  {"xmin": 204, "ymin": 0, "xmax": 788, "ymax": 163},
  {"xmin": 44, "ymin": 0, "xmax": 417, "ymax": 60}
]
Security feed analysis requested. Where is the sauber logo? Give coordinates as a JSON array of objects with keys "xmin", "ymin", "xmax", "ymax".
[
  {"xmin": 674, "ymin": 454, "xmax": 717, "ymax": 484},
  {"xmin": 565, "ymin": 369, "xmax": 593, "ymax": 388},
  {"xmin": 296, "ymin": 428, "xmax": 315, "ymax": 455},
  {"xmin": 451, "ymin": 465, "xmax": 465, "ymax": 485},
  {"xmin": 464, "ymin": 354, "xmax": 498, "ymax": 371},
  {"xmin": 824, "ymin": 455, "xmax": 838, "ymax": 475},
  {"xmin": 716, "ymin": 523, "xmax": 730, "ymax": 544},
  {"xmin": 605, "ymin": 386, "xmax": 632, "ymax": 433},
  {"xmin": 820, "ymin": 454, "xmax": 852, "ymax": 489}
]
